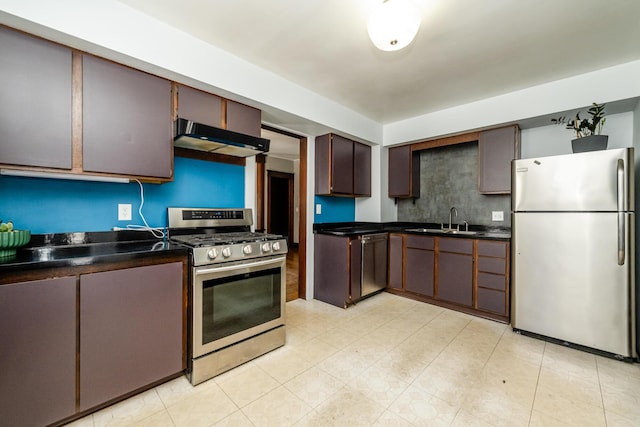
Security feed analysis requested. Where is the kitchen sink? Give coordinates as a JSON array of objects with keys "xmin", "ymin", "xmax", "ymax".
[
  {"xmin": 406, "ymin": 228, "xmax": 479, "ymax": 235},
  {"xmin": 406, "ymin": 228, "xmax": 511, "ymax": 239}
]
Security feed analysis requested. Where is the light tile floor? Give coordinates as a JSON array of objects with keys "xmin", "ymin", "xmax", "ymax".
[{"xmin": 66, "ymin": 292, "xmax": 640, "ymax": 427}]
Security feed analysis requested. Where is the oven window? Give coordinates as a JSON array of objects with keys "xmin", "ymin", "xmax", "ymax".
[{"xmin": 201, "ymin": 267, "xmax": 281, "ymax": 344}]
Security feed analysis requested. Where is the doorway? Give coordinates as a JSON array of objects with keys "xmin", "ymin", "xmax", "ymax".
[
  {"xmin": 267, "ymin": 171, "xmax": 294, "ymax": 246},
  {"xmin": 259, "ymin": 125, "xmax": 307, "ymax": 302}
]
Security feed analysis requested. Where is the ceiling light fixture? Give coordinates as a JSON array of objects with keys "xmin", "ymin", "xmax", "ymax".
[{"xmin": 367, "ymin": 0, "xmax": 422, "ymax": 52}]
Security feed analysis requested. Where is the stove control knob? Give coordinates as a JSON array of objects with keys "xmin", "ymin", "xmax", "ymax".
[
  {"xmin": 261, "ymin": 242, "xmax": 271, "ymax": 253},
  {"xmin": 243, "ymin": 245, "xmax": 253, "ymax": 255},
  {"xmin": 222, "ymin": 247, "xmax": 232, "ymax": 258},
  {"xmin": 207, "ymin": 248, "xmax": 219, "ymax": 260},
  {"xmin": 272, "ymin": 242, "xmax": 281, "ymax": 251}
]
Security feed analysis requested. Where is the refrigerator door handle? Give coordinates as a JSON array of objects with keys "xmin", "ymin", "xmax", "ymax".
[
  {"xmin": 617, "ymin": 159, "xmax": 625, "ymax": 265},
  {"xmin": 618, "ymin": 213, "xmax": 625, "ymax": 265},
  {"xmin": 617, "ymin": 159, "xmax": 625, "ymax": 211}
]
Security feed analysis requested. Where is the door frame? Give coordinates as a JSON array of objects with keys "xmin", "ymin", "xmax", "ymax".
[{"xmin": 259, "ymin": 125, "xmax": 307, "ymax": 299}]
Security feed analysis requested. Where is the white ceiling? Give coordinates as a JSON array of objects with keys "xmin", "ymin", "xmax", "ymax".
[{"xmin": 117, "ymin": 0, "xmax": 640, "ymax": 158}]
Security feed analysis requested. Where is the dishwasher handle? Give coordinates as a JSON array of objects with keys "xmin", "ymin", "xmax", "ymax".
[{"xmin": 359, "ymin": 233, "xmax": 388, "ymax": 244}]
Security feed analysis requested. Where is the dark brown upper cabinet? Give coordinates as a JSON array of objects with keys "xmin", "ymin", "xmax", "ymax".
[
  {"xmin": 478, "ymin": 125, "xmax": 521, "ymax": 194},
  {"xmin": 226, "ymin": 99, "xmax": 262, "ymax": 137},
  {"xmin": 175, "ymin": 84, "xmax": 261, "ymax": 138},
  {"xmin": 1, "ymin": 27, "xmax": 174, "ymax": 182},
  {"xmin": 315, "ymin": 133, "xmax": 371, "ymax": 197},
  {"xmin": 353, "ymin": 139, "xmax": 371, "ymax": 196},
  {"xmin": 388, "ymin": 145, "xmax": 420, "ymax": 199},
  {"xmin": 174, "ymin": 84, "xmax": 263, "ymax": 166},
  {"xmin": 0, "ymin": 27, "xmax": 73, "ymax": 170},
  {"xmin": 176, "ymin": 84, "xmax": 223, "ymax": 128},
  {"xmin": 82, "ymin": 54, "xmax": 173, "ymax": 180}
]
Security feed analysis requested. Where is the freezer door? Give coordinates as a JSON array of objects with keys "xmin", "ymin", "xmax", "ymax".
[
  {"xmin": 512, "ymin": 148, "xmax": 633, "ymax": 212},
  {"xmin": 512, "ymin": 212, "xmax": 635, "ymax": 357}
]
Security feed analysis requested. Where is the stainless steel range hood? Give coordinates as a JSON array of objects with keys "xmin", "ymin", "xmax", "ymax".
[{"xmin": 174, "ymin": 118, "xmax": 270, "ymax": 157}]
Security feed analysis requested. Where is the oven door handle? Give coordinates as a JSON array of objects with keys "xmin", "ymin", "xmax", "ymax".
[{"xmin": 195, "ymin": 256, "xmax": 286, "ymax": 276}]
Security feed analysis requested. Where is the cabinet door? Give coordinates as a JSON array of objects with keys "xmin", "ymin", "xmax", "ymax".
[
  {"xmin": 353, "ymin": 141, "xmax": 371, "ymax": 196},
  {"xmin": 476, "ymin": 240, "xmax": 509, "ymax": 316},
  {"xmin": 80, "ymin": 262, "xmax": 183, "ymax": 411},
  {"xmin": 350, "ymin": 237, "xmax": 362, "ymax": 300},
  {"xmin": 226, "ymin": 100, "xmax": 262, "ymax": 137},
  {"xmin": 177, "ymin": 84, "xmax": 222, "ymax": 127},
  {"xmin": 331, "ymin": 134, "xmax": 354, "ymax": 194},
  {"xmin": 82, "ymin": 54, "xmax": 173, "ymax": 178},
  {"xmin": 405, "ymin": 247, "xmax": 435, "ymax": 297},
  {"xmin": 0, "ymin": 277, "xmax": 77, "ymax": 427},
  {"xmin": 478, "ymin": 125, "xmax": 520, "ymax": 194},
  {"xmin": 438, "ymin": 252, "xmax": 473, "ymax": 306},
  {"xmin": 388, "ymin": 233, "xmax": 403, "ymax": 290},
  {"xmin": 315, "ymin": 134, "xmax": 331, "ymax": 195},
  {"xmin": 0, "ymin": 27, "xmax": 72, "ymax": 169},
  {"xmin": 313, "ymin": 233, "xmax": 350, "ymax": 308},
  {"xmin": 388, "ymin": 145, "xmax": 420, "ymax": 198}
]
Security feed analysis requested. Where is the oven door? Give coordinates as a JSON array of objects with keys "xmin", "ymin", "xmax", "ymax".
[{"xmin": 192, "ymin": 255, "xmax": 286, "ymax": 358}]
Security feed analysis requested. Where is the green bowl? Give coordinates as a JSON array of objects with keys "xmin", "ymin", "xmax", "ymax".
[{"xmin": 0, "ymin": 230, "xmax": 31, "ymax": 258}]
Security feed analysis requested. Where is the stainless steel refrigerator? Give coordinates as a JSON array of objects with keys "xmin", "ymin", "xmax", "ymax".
[{"xmin": 512, "ymin": 147, "xmax": 636, "ymax": 359}]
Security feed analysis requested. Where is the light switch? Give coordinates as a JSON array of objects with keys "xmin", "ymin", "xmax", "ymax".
[
  {"xmin": 315, "ymin": 204, "xmax": 322, "ymax": 215},
  {"xmin": 491, "ymin": 211, "xmax": 504, "ymax": 221}
]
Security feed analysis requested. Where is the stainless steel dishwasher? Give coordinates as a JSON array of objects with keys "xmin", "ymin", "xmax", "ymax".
[{"xmin": 360, "ymin": 233, "xmax": 388, "ymax": 297}]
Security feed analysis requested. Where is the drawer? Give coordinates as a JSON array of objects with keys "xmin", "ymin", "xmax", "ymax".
[
  {"xmin": 438, "ymin": 237, "xmax": 473, "ymax": 254},
  {"xmin": 477, "ymin": 272, "xmax": 506, "ymax": 291},
  {"xmin": 477, "ymin": 288, "xmax": 507, "ymax": 315},
  {"xmin": 478, "ymin": 257, "xmax": 506, "ymax": 275},
  {"xmin": 478, "ymin": 240, "xmax": 508, "ymax": 258},
  {"xmin": 404, "ymin": 234, "xmax": 435, "ymax": 250}
]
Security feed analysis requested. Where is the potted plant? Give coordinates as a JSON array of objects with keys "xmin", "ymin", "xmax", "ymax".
[{"xmin": 552, "ymin": 102, "xmax": 608, "ymax": 153}]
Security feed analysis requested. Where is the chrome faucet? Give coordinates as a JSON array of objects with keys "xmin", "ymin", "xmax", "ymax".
[{"xmin": 448, "ymin": 207, "xmax": 458, "ymax": 230}]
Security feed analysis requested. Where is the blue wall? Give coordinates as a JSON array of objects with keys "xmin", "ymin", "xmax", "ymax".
[
  {"xmin": 0, "ymin": 157, "xmax": 244, "ymax": 234},
  {"xmin": 313, "ymin": 196, "xmax": 355, "ymax": 223}
]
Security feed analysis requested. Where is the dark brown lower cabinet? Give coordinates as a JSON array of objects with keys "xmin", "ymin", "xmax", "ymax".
[
  {"xmin": 475, "ymin": 240, "xmax": 510, "ymax": 317},
  {"xmin": 437, "ymin": 237, "xmax": 473, "ymax": 306},
  {"xmin": 314, "ymin": 233, "xmax": 362, "ymax": 308},
  {"xmin": 80, "ymin": 262, "xmax": 183, "ymax": 411},
  {"xmin": 437, "ymin": 252, "xmax": 473, "ymax": 306},
  {"xmin": 387, "ymin": 234, "xmax": 510, "ymax": 322},
  {"xmin": 404, "ymin": 235, "xmax": 435, "ymax": 297},
  {"xmin": 387, "ymin": 233, "xmax": 404, "ymax": 290},
  {"xmin": 0, "ymin": 277, "xmax": 77, "ymax": 427}
]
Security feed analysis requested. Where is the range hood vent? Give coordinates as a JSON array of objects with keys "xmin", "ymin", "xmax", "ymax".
[{"xmin": 174, "ymin": 118, "xmax": 269, "ymax": 157}]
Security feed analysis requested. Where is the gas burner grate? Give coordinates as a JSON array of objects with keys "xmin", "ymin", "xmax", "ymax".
[{"xmin": 171, "ymin": 232, "xmax": 284, "ymax": 248}]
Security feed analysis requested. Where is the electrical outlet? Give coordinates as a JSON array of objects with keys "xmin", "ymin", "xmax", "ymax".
[
  {"xmin": 118, "ymin": 204, "xmax": 132, "ymax": 221},
  {"xmin": 315, "ymin": 204, "xmax": 322, "ymax": 215},
  {"xmin": 491, "ymin": 211, "xmax": 504, "ymax": 221}
]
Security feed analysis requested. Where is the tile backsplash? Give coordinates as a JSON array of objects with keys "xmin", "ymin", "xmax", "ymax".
[{"xmin": 397, "ymin": 142, "xmax": 511, "ymax": 227}]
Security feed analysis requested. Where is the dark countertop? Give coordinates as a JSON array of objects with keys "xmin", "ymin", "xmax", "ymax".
[
  {"xmin": 313, "ymin": 221, "xmax": 510, "ymax": 241},
  {"xmin": 0, "ymin": 230, "xmax": 189, "ymax": 275}
]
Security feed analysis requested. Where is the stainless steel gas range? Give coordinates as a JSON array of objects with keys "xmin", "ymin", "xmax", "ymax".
[{"xmin": 168, "ymin": 208, "xmax": 288, "ymax": 385}]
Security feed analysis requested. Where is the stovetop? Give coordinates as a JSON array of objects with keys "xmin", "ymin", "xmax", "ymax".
[
  {"xmin": 167, "ymin": 207, "xmax": 288, "ymax": 265},
  {"xmin": 170, "ymin": 231, "xmax": 285, "ymax": 248}
]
